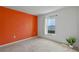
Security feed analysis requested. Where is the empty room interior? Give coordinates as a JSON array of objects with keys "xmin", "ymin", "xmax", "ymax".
[{"xmin": 0, "ymin": 6, "xmax": 79, "ymax": 52}]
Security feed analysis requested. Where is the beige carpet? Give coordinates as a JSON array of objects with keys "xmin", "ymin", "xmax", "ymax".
[{"xmin": 0, "ymin": 38, "xmax": 77, "ymax": 52}]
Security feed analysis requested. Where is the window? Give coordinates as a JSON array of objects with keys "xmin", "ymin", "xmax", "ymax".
[{"xmin": 45, "ymin": 16, "xmax": 56, "ymax": 35}]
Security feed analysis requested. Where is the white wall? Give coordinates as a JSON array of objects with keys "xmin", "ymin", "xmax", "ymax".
[
  {"xmin": 38, "ymin": 7, "xmax": 78, "ymax": 44},
  {"xmin": 76, "ymin": 7, "xmax": 79, "ymax": 39},
  {"xmin": 73, "ymin": 7, "xmax": 79, "ymax": 48}
]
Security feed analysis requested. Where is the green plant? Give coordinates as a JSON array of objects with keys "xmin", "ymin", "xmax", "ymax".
[{"xmin": 66, "ymin": 36, "xmax": 76, "ymax": 45}]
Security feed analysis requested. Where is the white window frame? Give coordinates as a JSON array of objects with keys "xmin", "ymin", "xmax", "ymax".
[{"xmin": 45, "ymin": 15, "xmax": 56, "ymax": 35}]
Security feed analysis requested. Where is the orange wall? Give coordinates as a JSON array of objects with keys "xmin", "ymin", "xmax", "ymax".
[{"xmin": 0, "ymin": 7, "xmax": 38, "ymax": 45}]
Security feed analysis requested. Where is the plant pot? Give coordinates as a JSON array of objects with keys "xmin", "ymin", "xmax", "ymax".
[{"xmin": 69, "ymin": 45, "xmax": 73, "ymax": 48}]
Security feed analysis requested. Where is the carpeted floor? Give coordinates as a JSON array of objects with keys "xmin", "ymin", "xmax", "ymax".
[{"xmin": 0, "ymin": 38, "xmax": 77, "ymax": 52}]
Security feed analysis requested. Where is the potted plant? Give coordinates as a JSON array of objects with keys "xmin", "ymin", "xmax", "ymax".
[{"xmin": 66, "ymin": 36, "xmax": 76, "ymax": 48}]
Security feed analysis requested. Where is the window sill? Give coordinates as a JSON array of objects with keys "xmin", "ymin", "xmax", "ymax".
[{"xmin": 46, "ymin": 33, "xmax": 56, "ymax": 36}]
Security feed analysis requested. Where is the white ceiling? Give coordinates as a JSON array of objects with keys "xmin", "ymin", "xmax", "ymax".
[{"xmin": 6, "ymin": 6, "xmax": 64, "ymax": 15}]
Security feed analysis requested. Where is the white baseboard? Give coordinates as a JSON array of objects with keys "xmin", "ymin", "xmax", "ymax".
[{"xmin": 0, "ymin": 36, "xmax": 38, "ymax": 47}]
